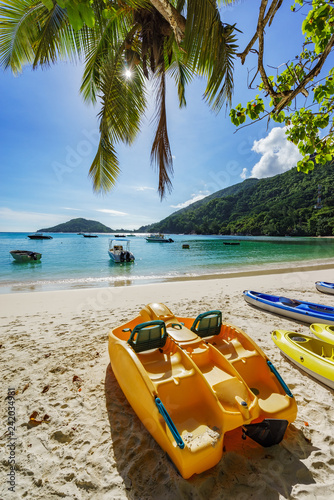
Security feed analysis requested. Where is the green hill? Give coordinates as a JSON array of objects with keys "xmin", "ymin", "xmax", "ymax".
[
  {"xmin": 139, "ymin": 165, "xmax": 334, "ymax": 236},
  {"xmin": 38, "ymin": 218, "xmax": 114, "ymax": 233}
]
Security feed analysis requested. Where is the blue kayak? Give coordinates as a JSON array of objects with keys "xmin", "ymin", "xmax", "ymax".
[
  {"xmin": 243, "ymin": 290, "xmax": 334, "ymax": 325},
  {"xmin": 315, "ymin": 281, "xmax": 334, "ymax": 295}
]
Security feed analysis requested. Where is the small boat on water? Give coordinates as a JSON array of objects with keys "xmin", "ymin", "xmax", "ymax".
[
  {"xmin": 223, "ymin": 242, "xmax": 240, "ymax": 245},
  {"xmin": 82, "ymin": 233, "xmax": 98, "ymax": 238},
  {"xmin": 310, "ymin": 324, "xmax": 334, "ymax": 345},
  {"xmin": 27, "ymin": 233, "xmax": 52, "ymax": 240},
  {"xmin": 108, "ymin": 238, "xmax": 135, "ymax": 263},
  {"xmin": 272, "ymin": 329, "xmax": 334, "ymax": 389},
  {"xmin": 109, "ymin": 302, "xmax": 297, "ymax": 478},
  {"xmin": 10, "ymin": 250, "xmax": 42, "ymax": 262},
  {"xmin": 315, "ymin": 281, "xmax": 334, "ymax": 295},
  {"xmin": 146, "ymin": 234, "xmax": 174, "ymax": 243},
  {"xmin": 243, "ymin": 290, "xmax": 334, "ymax": 325}
]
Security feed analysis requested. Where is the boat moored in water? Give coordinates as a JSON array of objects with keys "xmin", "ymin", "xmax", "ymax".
[
  {"xmin": 82, "ymin": 233, "xmax": 98, "ymax": 238},
  {"xmin": 27, "ymin": 233, "xmax": 53, "ymax": 240},
  {"xmin": 272, "ymin": 329, "xmax": 334, "ymax": 389},
  {"xmin": 10, "ymin": 250, "xmax": 42, "ymax": 262},
  {"xmin": 146, "ymin": 234, "xmax": 174, "ymax": 243},
  {"xmin": 109, "ymin": 302, "xmax": 297, "ymax": 478},
  {"xmin": 243, "ymin": 290, "xmax": 334, "ymax": 325},
  {"xmin": 108, "ymin": 238, "xmax": 135, "ymax": 263}
]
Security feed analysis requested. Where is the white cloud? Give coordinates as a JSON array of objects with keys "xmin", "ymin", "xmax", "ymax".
[
  {"xmin": 240, "ymin": 168, "xmax": 248, "ymax": 180},
  {"xmin": 171, "ymin": 192, "xmax": 210, "ymax": 209},
  {"xmin": 95, "ymin": 209, "xmax": 127, "ymax": 216},
  {"xmin": 134, "ymin": 186, "xmax": 155, "ymax": 192},
  {"xmin": 62, "ymin": 207, "xmax": 81, "ymax": 211},
  {"xmin": 249, "ymin": 127, "xmax": 302, "ymax": 179}
]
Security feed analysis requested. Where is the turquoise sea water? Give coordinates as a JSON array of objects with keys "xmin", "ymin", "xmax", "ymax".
[{"xmin": 1, "ymin": 232, "xmax": 334, "ymax": 293}]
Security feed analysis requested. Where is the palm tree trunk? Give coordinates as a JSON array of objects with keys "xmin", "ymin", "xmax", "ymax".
[{"xmin": 149, "ymin": 0, "xmax": 186, "ymax": 44}]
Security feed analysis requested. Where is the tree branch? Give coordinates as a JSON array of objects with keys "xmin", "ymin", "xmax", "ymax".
[
  {"xmin": 237, "ymin": 0, "xmax": 283, "ymax": 64},
  {"xmin": 274, "ymin": 33, "xmax": 334, "ymax": 113}
]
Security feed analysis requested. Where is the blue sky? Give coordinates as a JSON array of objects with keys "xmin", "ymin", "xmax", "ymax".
[{"xmin": 0, "ymin": 1, "xmax": 307, "ymax": 232}]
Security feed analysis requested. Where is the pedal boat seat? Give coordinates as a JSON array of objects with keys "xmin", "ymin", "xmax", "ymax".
[
  {"xmin": 127, "ymin": 320, "xmax": 167, "ymax": 353},
  {"xmin": 191, "ymin": 310, "xmax": 222, "ymax": 338}
]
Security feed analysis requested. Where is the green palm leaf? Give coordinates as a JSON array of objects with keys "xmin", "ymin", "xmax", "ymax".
[
  {"xmin": 183, "ymin": 0, "xmax": 238, "ymax": 109},
  {"xmin": 0, "ymin": 0, "xmax": 42, "ymax": 72},
  {"xmin": 91, "ymin": 55, "xmax": 146, "ymax": 192},
  {"xmin": 151, "ymin": 65, "xmax": 173, "ymax": 197}
]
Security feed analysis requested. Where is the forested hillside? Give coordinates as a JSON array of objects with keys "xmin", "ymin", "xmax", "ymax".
[
  {"xmin": 140, "ymin": 165, "xmax": 334, "ymax": 236},
  {"xmin": 38, "ymin": 218, "xmax": 113, "ymax": 233}
]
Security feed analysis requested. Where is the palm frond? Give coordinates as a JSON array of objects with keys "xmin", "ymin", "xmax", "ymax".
[
  {"xmin": 151, "ymin": 66, "xmax": 173, "ymax": 198},
  {"xmin": 90, "ymin": 55, "xmax": 146, "ymax": 193},
  {"xmin": 80, "ymin": 11, "xmax": 136, "ymax": 104},
  {"xmin": 0, "ymin": 0, "xmax": 43, "ymax": 72},
  {"xmin": 89, "ymin": 134, "xmax": 120, "ymax": 192},
  {"xmin": 169, "ymin": 58, "xmax": 193, "ymax": 107},
  {"xmin": 33, "ymin": 4, "xmax": 82, "ymax": 68},
  {"xmin": 183, "ymin": 0, "xmax": 238, "ymax": 109}
]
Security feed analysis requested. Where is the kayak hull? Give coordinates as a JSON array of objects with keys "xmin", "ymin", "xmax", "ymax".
[
  {"xmin": 310, "ymin": 323, "xmax": 334, "ymax": 345},
  {"xmin": 243, "ymin": 290, "xmax": 334, "ymax": 325},
  {"xmin": 315, "ymin": 281, "xmax": 334, "ymax": 295},
  {"xmin": 272, "ymin": 330, "xmax": 334, "ymax": 389}
]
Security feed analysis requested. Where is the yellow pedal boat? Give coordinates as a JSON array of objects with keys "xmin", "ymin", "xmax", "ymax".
[
  {"xmin": 108, "ymin": 303, "xmax": 297, "ymax": 479},
  {"xmin": 310, "ymin": 323, "xmax": 334, "ymax": 345},
  {"xmin": 272, "ymin": 329, "xmax": 334, "ymax": 389}
]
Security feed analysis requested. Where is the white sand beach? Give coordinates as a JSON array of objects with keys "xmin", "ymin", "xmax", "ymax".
[{"xmin": 1, "ymin": 266, "xmax": 334, "ymax": 499}]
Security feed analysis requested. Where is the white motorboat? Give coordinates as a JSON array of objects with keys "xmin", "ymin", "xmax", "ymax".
[
  {"xmin": 146, "ymin": 234, "xmax": 174, "ymax": 243},
  {"xmin": 108, "ymin": 238, "xmax": 135, "ymax": 263}
]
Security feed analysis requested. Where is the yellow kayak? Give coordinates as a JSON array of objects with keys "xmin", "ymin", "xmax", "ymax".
[
  {"xmin": 310, "ymin": 323, "xmax": 334, "ymax": 345},
  {"xmin": 109, "ymin": 303, "xmax": 297, "ymax": 479},
  {"xmin": 272, "ymin": 330, "xmax": 334, "ymax": 389}
]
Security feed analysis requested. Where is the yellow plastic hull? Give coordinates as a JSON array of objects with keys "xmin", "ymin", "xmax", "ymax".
[
  {"xmin": 272, "ymin": 330, "xmax": 334, "ymax": 389},
  {"xmin": 108, "ymin": 304, "xmax": 297, "ymax": 478},
  {"xmin": 310, "ymin": 323, "xmax": 334, "ymax": 345}
]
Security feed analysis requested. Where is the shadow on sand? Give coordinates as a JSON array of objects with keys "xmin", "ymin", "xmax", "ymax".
[{"xmin": 105, "ymin": 364, "xmax": 317, "ymax": 500}]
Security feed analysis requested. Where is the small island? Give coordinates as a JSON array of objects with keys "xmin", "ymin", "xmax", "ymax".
[{"xmin": 38, "ymin": 218, "xmax": 114, "ymax": 233}]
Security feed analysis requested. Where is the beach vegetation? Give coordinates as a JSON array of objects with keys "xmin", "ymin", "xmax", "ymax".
[
  {"xmin": 0, "ymin": 0, "xmax": 237, "ymax": 198},
  {"xmin": 0, "ymin": 1, "xmax": 333, "ymax": 197},
  {"xmin": 230, "ymin": 0, "xmax": 334, "ymax": 175},
  {"xmin": 139, "ymin": 162, "xmax": 334, "ymax": 236}
]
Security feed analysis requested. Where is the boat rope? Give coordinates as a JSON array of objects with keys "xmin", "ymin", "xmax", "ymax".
[
  {"xmin": 155, "ymin": 397, "xmax": 185, "ymax": 449},
  {"xmin": 267, "ymin": 360, "xmax": 294, "ymax": 398}
]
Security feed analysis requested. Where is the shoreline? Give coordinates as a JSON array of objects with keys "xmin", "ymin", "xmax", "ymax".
[
  {"xmin": 2, "ymin": 257, "xmax": 334, "ymax": 295},
  {"xmin": 1, "ymin": 268, "xmax": 334, "ymax": 498}
]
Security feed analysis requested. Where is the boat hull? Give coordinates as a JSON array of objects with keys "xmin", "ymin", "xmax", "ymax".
[
  {"xmin": 10, "ymin": 250, "xmax": 42, "ymax": 262},
  {"xmin": 27, "ymin": 234, "xmax": 52, "ymax": 239},
  {"xmin": 310, "ymin": 324, "xmax": 334, "ymax": 345},
  {"xmin": 109, "ymin": 303, "xmax": 297, "ymax": 478},
  {"xmin": 272, "ymin": 330, "xmax": 334, "ymax": 389},
  {"xmin": 243, "ymin": 290, "xmax": 334, "ymax": 325},
  {"xmin": 108, "ymin": 250, "xmax": 135, "ymax": 263},
  {"xmin": 315, "ymin": 281, "xmax": 334, "ymax": 295}
]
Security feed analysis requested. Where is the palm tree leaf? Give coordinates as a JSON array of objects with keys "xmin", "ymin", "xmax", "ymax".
[
  {"xmin": 151, "ymin": 65, "xmax": 173, "ymax": 198},
  {"xmin": 183, "ymin": 0, "xmax": 238, "ymax": 108},
  {"xmin": 89, "ymin": 55, "xmax": 146, "ymax": 193},
  {"xmin": 89, "ymin": 134, "xmax": 120, "ymax": 192},
  {"xmin": 80, "ymin": 10, "xmax": 137, "ymax": 104},
  {"xmin": 169, "ymin": 58, "xmax": 193, "ymax": 107},
  {"xmin": 33, "ymin": 3, "xmax": 82, "ymax": 68},
  {"xmin": 0, "ymin": 0, "xmax": 42, "ymax": 73}
]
